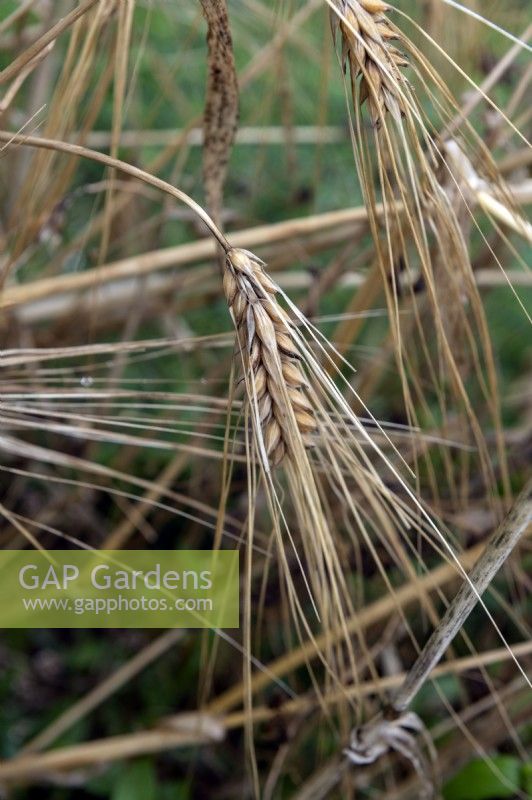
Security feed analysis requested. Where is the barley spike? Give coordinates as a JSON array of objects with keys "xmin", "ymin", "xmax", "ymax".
[
  {"xmin": 224, "ymin": 248, "xmax": 316, "ymax": 466},
  {"xmin": 331, "ymin": 0, "xmax": 408, "ymax": 126}
]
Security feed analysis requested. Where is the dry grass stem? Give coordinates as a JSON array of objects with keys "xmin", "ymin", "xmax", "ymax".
[
  {"xmin": 1, "ymin": 642, "xmax": 529, "ymax": 786},
  {"xmin": 0, "ymin": 0, "xmax": 100, "ymax": 86},
  {"xmin": 0, "ymin": 195, "xmax": 377, "ymax": 310},
  {"xmin": 393, "ymin": 480, "xmax": 532, "ymax": 712}
]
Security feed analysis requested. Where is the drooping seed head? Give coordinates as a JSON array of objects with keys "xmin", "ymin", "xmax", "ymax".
[
  {"xmin": 223, "ymin": 248, "xmax": 316, "ymax": 467},
  {"xmin": 331, "ymin": 0, "xmax": 409, "ymax": 126}
]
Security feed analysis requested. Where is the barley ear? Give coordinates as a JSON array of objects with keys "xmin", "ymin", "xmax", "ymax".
[
  {"xmin": 224, "ymin": 248, "xmax": 316, "ymax": 466},
  {"xmin": 331, "ymin": 0, "xmax": 409, "ymax": 126}
]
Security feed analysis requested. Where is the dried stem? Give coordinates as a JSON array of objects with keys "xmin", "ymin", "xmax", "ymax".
[
  {"xmin": 393, "ymin": 480, "xmax": 532, "ymax": 712},
  {"xmin": 0, "ymin": 203, "xmax": 377, "ymax": 311},
  {"xmin": 0, "ymin": 0, "xmax": 100, "ymax": 86},
  {"xmin": 0, "ymin": 644, "xmax": 529, "ymax": 785},
  {"xmin": 0, "ymin": 131, "xmax": 229, "ymax": 252}
]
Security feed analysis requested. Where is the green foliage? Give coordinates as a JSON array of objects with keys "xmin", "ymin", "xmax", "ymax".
[
  {"xmin": 522, "ymin": 762, "xmax": 532, "ymax": 797},
  {"xmin": 112, "ymin": 758, "xmax": 157, "ymax": 800},
  {"xmin": 443, "ymin": 756, "xmax": 526, "ymax": 800}
]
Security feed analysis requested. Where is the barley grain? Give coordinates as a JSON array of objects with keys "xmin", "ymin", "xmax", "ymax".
[
  {"xmin": 331, "ymin": 0, "xmax": 409, "ymax": 125},
  {"xmin": 224, "ymin": 248, "xmax": 315, "ymax": 466}
]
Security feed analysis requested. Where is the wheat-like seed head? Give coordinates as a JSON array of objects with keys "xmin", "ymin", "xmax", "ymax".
[
  {"xmin": 331, "ymin": 0, "xmax": 409, "ymax": 126},
  {"xmin": 223, "ymin": 248, "xmax": 316, "ymax": 467}
]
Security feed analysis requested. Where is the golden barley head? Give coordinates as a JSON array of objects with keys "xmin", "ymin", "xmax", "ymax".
[
  {"xmin": 331, "ymin": 0, "xmax": 409, "ymax": 126},
  {"xmin": 224, "ymin": 248, "xmax": 316, "ymax": 466}
]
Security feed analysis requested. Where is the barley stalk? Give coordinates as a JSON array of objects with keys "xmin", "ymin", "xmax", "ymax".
[
  {"xmin": 339, "ymin": 481, "xmax": 531, "ymax": 795},
  {"xmin": 392, "ymin": 479, "xmax": 532, "ymax": 713},
  {"xmin": 223, "ymin": 248, "xmax": 316, "ymax": 466}
]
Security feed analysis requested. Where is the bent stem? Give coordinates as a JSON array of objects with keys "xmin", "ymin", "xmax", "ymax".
[
  {"xmin": 392, "ymin": 480, "xmax": 532, "ymax": 713},
  {"xmin": 339, "ymin": 484, "xmax": 531, "ymax": 797},
  {"xmin": 0, "ymin": 131, "xmax": 230, "ymax": 254}
]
